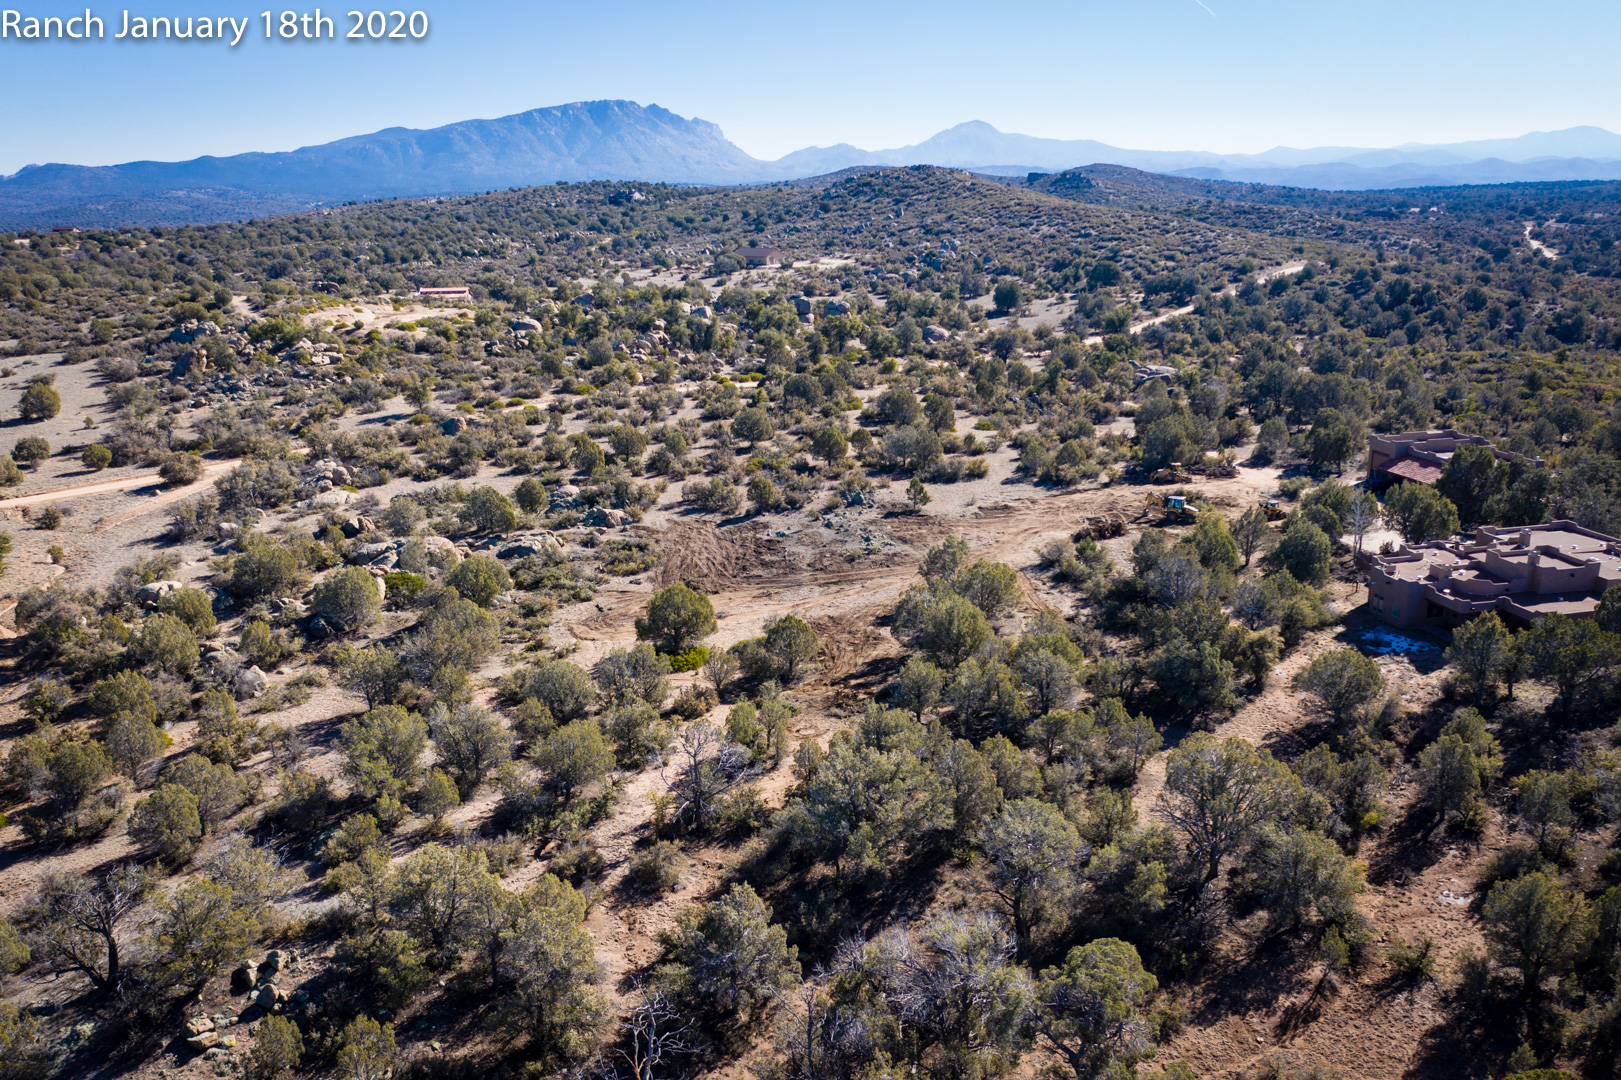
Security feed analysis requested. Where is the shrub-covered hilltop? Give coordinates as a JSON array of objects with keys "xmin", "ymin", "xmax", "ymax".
[{"xmin": 5, "ymin": 165, "xmax": 1621, "ymax": 1080}]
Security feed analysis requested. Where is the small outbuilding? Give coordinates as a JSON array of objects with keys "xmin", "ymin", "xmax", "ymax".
[{"xmin": 736, "ymin": 246, "xmax": 783, "ymax": 268}]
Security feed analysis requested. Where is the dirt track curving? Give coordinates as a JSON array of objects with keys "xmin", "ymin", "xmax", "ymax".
[{"xmin": 0, "ymin": 458, "xmax": 241, "ymax": 512}]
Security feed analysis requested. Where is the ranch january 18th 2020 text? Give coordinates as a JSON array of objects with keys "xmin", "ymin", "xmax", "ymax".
[{"xmin": 0, "ymin": 9, "xmax": 429, "ymax": 43}]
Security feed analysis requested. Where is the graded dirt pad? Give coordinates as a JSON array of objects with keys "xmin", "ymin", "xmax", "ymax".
[{"xmin": 650, "ymin": 518, "xmax": 797, "ymax": 592}]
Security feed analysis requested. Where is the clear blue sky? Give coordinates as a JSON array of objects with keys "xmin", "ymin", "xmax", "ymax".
[{"xmin": 1, "ymin": 0, "xmax": 1617, "ymax": 174}]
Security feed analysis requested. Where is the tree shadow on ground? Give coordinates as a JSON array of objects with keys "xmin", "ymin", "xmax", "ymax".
[
  {"xmin": 0, "ymin": 837, "xmax": 146, "ymax": 890},
  {"xmin": 1400, "ymin": 996, "xmax": 1553, "ymax": 1080},
  {"xmin": 1184, "ymin": 928, "xmax": 1320, "ymax": 1028},
  {"xmin": 1363, "ymin": 802, "xmax": 1462, "ymax": 888},
  {"xmin": 759, "ymin": 849, "xmax": 952, "ymax": 971}
]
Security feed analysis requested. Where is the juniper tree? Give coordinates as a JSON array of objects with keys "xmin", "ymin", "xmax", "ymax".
[
  {"xmin": 666, "ymin": 883, "xmax": 799, "ymax": 1017},
  {"xmin": 1036, "ymin": 938, "xmax": 1159, "ymax": 1080},
  {"xmin": 979, "ymin": 798, "xmax": 1084, "ymax": 949}
]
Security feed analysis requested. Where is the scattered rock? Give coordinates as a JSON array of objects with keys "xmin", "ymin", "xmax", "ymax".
[
  {"xmin": 136, "ymin": 580, "xmax": 184, "ymax": 606},
  {"xmin": 351, "ymin": 541, "xmax": 394, "ymax": 564},
  {"xmin": 310, "ymin": 489, "xmax": 353, "ymax": 509},
  {"xmin": 171, "ymin": 348, "xmax": 209, "ymax": 378},
  {"xmin": 496, "ymin": 533, "xmax": 563, "ymax": 560},
  {"xmin": 582, "ymin": 507, "xmax": 629, "ymax": 528},
  {"xmin": 440, "ymin": 416, "xmax": 467, "ymax": 436},
  {"xmin": 185, "ymin": 1017, "xmax": 216, "ymax": 1037},
  {"xmin": 169, "ymin": 320, "xmax": 219, "ymax": 345},
  {"xmin": 422, "ymin": 535, "xmax": 460, "ymax": 562},
  {"xmin": 233, "ymin": 666, "xmax": 269, "ymax": 700},
  {"xmin": 230, "ymin": 963, "xmax": 255, "ymax": 993},
  {"xmin": 205, "ymin": 648, "xmax": 242, "ymax": 677},
  {"xmin": 186, "ymin": 1031, "xmax": 221, "ymax": 1051}
]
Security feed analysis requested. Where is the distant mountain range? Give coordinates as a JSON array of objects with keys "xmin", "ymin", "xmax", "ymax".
[
  {"xmin": 5, "ymin": 100, "xmax": 1621, "ymax": 227},
  {"xmin": 782, "ymin": 121, "xmax": 1621, "ymax": 188}
]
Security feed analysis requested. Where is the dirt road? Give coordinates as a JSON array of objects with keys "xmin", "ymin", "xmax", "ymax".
[
  {"xmin": 1085, "ymin": 262, "xmax": 1305, "ymax": 345},
  {"xmin": 1525, "ymin": 221, "xmax": 1559, "ymax": 259},
  {"xmin": 0, "ymin": 458, "xmax": 241, "ymax": 510}
]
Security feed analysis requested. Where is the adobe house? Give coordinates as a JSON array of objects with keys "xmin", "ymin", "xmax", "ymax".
[
  {"xmin": 1364, "ymin": 521, "xmax": 1621, "ymax": 630},
  {"xmin": 1365, "ymin": 429, "xmax": 1542, "ymax": 489}
]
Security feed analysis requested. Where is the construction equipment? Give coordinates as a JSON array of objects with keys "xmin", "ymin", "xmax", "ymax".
[
  {"xmin": 1143, "ymin": 492, "xmax": 1197, "ymax": 524},
  {"xmin": 1149, "ymin": 463, "xmax": 1192, "ymax": 485},
  {"xmin": 1260, "ymin": 498, "xmax": 1287, "ymax": 522}
]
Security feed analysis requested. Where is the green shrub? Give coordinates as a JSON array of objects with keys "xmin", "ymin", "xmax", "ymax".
[
  {"xmin": 157, "ymin": 587, "xmax": 217, "ymax": 635},
  {"xmin": 626, "ymin": 840, "xmax": 685, "ymax": 895},
  {"xmin": 445, "ymin": 554, "xmax": 510, "ymax": 607},
  {"xmin": 514, "ymin": 477, "xmax": 549, "ymax": 514},
  {"xmin": 1386, "ymin": 934, "xmax": 1435, "ymax": 980},
  {"xmin": 311, "ymin": 566, "xmax": 384, "ymax": 631},
  {"xmin": 670, "ymin": 684, "xmax": 717, "ymax": 720},
  {"xmin": 383, "ymin": 571, "xmax": 427, "ymax": 601},
  {"xmin": 11, "ymin": 437, "xmax": 48, "ymax": 467},
  {"xmin": 667, "ymin": 645, "xmax": 710, "ymax": 673},
  {"xmin": 18, "ymin": 379, "xmax": 60, "ymax": 421},
  {"xmin": 159, "ymin": 453, "xmax": 205, "ymax": 486}
]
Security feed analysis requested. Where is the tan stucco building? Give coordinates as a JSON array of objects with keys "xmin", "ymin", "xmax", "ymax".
[{"xmin": 1365, "ymin": 521, "xmax": 1621, "ymax": 630}]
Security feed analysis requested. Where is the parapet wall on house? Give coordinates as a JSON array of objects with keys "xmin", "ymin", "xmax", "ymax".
[{"xmin": 1361, "ymin": 520, "xmax": 1620, "ymax": 630}]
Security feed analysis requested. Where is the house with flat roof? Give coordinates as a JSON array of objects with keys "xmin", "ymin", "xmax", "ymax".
[
  {"xmin": 1364, "ymin": 520, "xmax": 1621, "ymax": 630},
  {"xmin": 1365, "ymin": 429, "xmax": 1542, "ymax": 489}
]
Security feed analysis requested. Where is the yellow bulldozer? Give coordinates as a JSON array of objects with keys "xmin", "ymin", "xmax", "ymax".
[
  {"xmin": 1259, "ymin": 498, "xmax": 1287, "ymax": 522},
  {"xmin": 1143, "ymin": 492, "xmax": 1197, "ymax": 524}
]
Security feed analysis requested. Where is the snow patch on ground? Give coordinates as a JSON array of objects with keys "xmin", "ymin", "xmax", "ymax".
[{"xmin": 1360, "ymin": 626, "xmax": 1442, "ymax": 654}]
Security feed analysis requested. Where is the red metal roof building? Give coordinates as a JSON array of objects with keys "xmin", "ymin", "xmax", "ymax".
[
  {"xmin": 1375, "ymin": 457, "xmax": 1445, "ymax": 485},
  {"xmin": 1365, "ymin": 429, "xmax": 1542, "ymax": 489}
]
